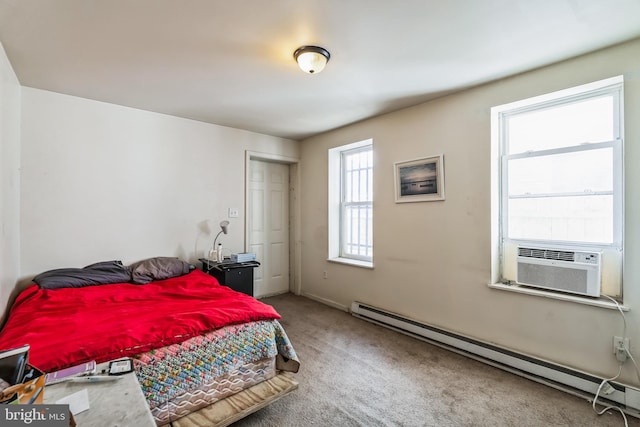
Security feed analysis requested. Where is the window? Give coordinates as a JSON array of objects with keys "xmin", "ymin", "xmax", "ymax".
[
  {"xmin": 492, "ymin": 76, "xmax": 623, "ymax": 297},
  {"xmin": 341, "ymin": 146, "xmax": 373, "ymax": 260},
  {"xmin": 328, "ymin": 140, "xmax": 373, "ymax": 267}
]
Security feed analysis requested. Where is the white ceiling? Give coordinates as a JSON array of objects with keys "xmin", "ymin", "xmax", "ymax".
[{"xmin": 1, "ymin": 1, "xmax": 639, "ymax": 140}]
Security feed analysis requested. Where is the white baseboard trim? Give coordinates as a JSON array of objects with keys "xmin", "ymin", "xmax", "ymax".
[
  {"xmin": 351, "ymin": 301, "xmax": 640, "ymax": 418},
  {"xmin": 301, "ymin": 292, "xmax": 349, "ymax": 312},
  {"xmin": 256, "ymin": 290, "xmax": 289, "ymax": 299}
]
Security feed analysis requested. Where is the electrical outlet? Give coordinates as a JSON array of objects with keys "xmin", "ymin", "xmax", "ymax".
[
  {"xmin": 613, "ymin": 336, "xmax": 630, "ymax": 361},
  {"xmin": 323, "ymin": 271, "xmax": 328, "ymax": 279},
  {"xmin": 228, "ymin": 208, "xmax": 239, "ymax": 218}
]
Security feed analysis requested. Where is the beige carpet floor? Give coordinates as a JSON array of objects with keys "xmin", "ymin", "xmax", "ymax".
[{"xmin": 231, "ymin": 293, "xmax": 638, "ymax": 427}]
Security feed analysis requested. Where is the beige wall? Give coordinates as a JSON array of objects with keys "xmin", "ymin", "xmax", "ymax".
[
  {"xmin": 19, "ymin": 88, "xmax": 299, "ymax": 278},
  {"xmin": 300, "ymin": 38, "xmax": 640, "ymax": 385},
  {"xmin": 0, "ymin": 42, "xmax": 21, "ymax": 319}
]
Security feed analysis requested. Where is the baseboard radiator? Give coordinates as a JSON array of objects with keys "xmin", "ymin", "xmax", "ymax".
[{"xmin": 351, "ymin": 301, "xmax": 640, "ymax": 416}]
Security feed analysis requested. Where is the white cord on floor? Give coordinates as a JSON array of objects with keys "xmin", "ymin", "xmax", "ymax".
[
  {"xmin": 592, "ymin": 295, "xmax": 640, "ymax": 426},
  {"xmin": 592, "ymin": 364, "xmax": 628, "ymax": 427}
]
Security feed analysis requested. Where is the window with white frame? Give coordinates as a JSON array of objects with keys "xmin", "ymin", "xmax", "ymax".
[
  {"xmin": 328, "ymin": 139, "xmax": 373, "ymax": 266},
  {"xmin": 492, "ymin": 76, "xmax": 623, "ymax": 298}
]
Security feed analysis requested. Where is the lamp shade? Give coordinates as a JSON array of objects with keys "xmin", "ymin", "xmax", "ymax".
[
  {"xmin": 294, "ymin": 46, "xmax": 330, "ymax": 74},
  {"xmin": 212, "ymin": 220, "xmax": 230, "ymax": 257}
]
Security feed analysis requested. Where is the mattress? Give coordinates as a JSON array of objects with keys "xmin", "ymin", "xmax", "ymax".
[
  {"xmin": 134, "ymin": 319, "xmax": 299, "ymax": 425},
  {"xmin": 150, "ymin": 358, "xmax": 276, "ymax": 425}
]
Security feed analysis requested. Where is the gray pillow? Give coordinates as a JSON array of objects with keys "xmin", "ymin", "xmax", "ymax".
[
  {"xmin": 34, "ymin": 260, "xmax": 132, "ymax": 289},
  {"xmin": 129, "ymin": 257, "xmax": 193, "ymax": 284}
]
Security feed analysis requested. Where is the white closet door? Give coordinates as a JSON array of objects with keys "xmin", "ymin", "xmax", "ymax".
[{"xmin": 248, "ymin": 160, "xmax": 289, "ymax": 297}]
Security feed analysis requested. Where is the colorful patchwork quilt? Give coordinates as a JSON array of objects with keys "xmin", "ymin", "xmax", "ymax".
[{"xmin": 134, "ymin": 319, "xmax": 299, "ymax": 410}]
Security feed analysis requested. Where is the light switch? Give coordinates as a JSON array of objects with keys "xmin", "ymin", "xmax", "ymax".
[{"xmin": 228, "ymin": 208, "xmax": 239, "ymax": 218}]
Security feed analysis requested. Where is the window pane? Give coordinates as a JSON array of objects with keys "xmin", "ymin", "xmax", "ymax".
[
  {"xmin": 508, "ymin": 195, "xmax": 613, "ymax": 243},
  {"xmin": 346, "ymin": 169, "xmax": 356, "ymax": 202},
  {"xmin": 508, "ymin": 147, "xmax": 613, "ymax": 195},
  {"xmin": 507, "ymin": 96, "xmax": 614, "ymax": 154},
  {"xmin": 344, "ymin": 204, "xmax": 373, "ymax": 257},
  {"xmin": 343, "ymin": 149, "xmax": 372, "ymax": 203}
]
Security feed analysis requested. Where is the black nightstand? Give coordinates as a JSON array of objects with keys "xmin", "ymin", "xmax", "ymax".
[{"xmin": 199, "ymin": 259, "xmax": 259, "ymax": 297}]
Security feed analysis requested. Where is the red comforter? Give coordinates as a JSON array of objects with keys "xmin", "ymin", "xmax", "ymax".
[{"xmin": 0, "ymin": 270, "xmax": 281, "ymax": 372}]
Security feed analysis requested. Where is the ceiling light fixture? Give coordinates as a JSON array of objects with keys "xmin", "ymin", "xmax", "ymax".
[{"xmin": 293, "ymin": 46, "xmax": 330, "ymax": 74}]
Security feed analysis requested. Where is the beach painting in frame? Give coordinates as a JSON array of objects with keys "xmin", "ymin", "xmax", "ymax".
[{"xmin": 394, "ymin": 154, "xmax": 445, "ymax": 203}]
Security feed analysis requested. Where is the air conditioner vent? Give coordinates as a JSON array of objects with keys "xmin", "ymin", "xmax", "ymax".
[
  {"xmin": 516, "ymin": 246, "xmax": 601, "ymax": 297},
  {"xmin": 518, "ymin": 247, "xmax": 575, "ymax": 262}
]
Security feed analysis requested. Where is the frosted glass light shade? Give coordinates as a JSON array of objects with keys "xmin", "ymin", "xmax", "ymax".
[{"xmin": 294, "ymin": 46, "xmax": 330, "ymax": 74}]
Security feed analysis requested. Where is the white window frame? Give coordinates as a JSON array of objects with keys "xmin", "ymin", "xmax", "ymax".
[
  {"xmin": 490, "ymin": 76, "xmax": 624, "ymax": 304},
  {"xmin": 328, "ymin": 139, "xmax": 374, "ymax": 268}
]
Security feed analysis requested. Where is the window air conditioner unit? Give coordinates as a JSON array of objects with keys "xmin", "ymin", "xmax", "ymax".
[{"xmin": 516, "ymin": 246, "xmax": 601, "ymax": 297}]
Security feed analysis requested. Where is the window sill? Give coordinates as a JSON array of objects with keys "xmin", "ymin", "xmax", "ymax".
[
  {"xmin": 328, "ymin": 257, "xmax": 374, "ymax": 269},
  {"xmin": 488, "ymin": 283, "xmax": 628, "ymax": 311}
]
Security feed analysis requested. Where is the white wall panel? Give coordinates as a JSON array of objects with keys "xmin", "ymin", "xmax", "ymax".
[
  {"xmin": 19, "ymin": 88, "xmax": 298, "ymax": 276},
  {"xmin": 0, "ymin": 42, "xmax": 21, "ymax": 317}
]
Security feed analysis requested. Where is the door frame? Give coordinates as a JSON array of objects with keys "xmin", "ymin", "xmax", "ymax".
[{"xmin": 245, "ymin": 151, "xmax": 301, "ymax": 295}]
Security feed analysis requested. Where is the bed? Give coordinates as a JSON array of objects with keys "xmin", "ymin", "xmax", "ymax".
[{"xmin": 0, "ymin": 258, "xmax": 299, "ymax": 425}]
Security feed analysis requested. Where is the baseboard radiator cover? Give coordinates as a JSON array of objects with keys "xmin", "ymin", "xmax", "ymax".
[{"xmin": 351, "ymin": 301, "xmax": 640, "ymax": 417}]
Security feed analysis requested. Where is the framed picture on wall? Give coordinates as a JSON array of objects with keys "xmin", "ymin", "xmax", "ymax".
[{"xmin": 394, "ymin": 154, "xmax": 445, "ymax": 203}]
